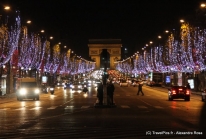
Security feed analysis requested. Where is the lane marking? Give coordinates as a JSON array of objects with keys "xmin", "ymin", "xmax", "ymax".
[
  {"xmin": 121, "ymin": 105, "xmax": 130, "ymax": 108},
  {"xmin": 47, "ymin": 106, "xmax": 58, "ymax": 109},
  {"xmin": 65, "ymin": 106, "xmax": 74, "ymax": 109},
  {"xmin": 154, "ymin": 106, "xmax": 164, "ymax": 109},
  {"xmin": 15, "ymin": 107, "xmax": 26, "ymax": 110},
  {"xmin": 29, "ymin": 107, "xmax": 42, "ymax": 110},
  {"xmin": 81, "ymin": 106, "xmax": 90, "ymax": 109},
  {"xmin": 137, "ymin": 106, "xmax": 148, "ymax": 109}
]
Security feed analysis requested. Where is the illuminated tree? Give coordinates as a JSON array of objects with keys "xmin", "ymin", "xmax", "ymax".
[
  {"xmin": 0, "ymin": 14, "xmax": 21, "ymax": 67},
  {"xmin": 49, "ymin": 44, "xmax": 61, "ymax": 73},
  {"xmin": 18, "ymin": 27, "xmax": 46, "ymax": 71}
]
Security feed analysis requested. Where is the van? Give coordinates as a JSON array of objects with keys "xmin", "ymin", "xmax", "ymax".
[{"xmin": 16, "ymin": 78, "xmax": 40, "ymax": 101}]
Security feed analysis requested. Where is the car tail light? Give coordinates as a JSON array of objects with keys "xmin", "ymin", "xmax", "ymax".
[
  {"xmin": 186, "ymin": 90, "xmax": 190, "ymax": 95},
  {"xmin": 172, "ymin": 90, "xmax": 176, "ymax": 94}
]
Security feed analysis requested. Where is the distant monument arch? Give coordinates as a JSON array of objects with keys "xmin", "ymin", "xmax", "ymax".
[{"xmin": 88, "ymin": 39, "xmax": 122, "ymax": 70}]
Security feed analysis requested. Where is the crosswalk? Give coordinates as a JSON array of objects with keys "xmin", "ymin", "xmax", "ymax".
[{"xmin": 0, "ymin": 105, "xmax": 201, "ymax": 111}]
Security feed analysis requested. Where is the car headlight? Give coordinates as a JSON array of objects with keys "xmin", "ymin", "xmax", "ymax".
[
  {"xmin": 19, "ymin": 88, "xmax": 27, "ymax": 95},
  {"xmin": 35, "ymin": 89, "xmax": 40, "ymax": 94},
  {"xmin": 78, "ymin": 85, "xmax": 81, "ymax": 88},
  {"xmin": 71, "ymin": 85, "xmax": 74, "ymax": 88}
]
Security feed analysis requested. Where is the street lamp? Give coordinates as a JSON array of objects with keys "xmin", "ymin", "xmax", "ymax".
[
  {"xmin": 4, "ymin": 6, "xmax": 10, "ymax": 10},
  {"xmin": 200, "ymin": 3, "xmax": 206, "ymax": 8},
  {"xmin": 180, "ymin": 19, "xmax": 185, "ymax": 23},
  {"xmin": 27, "ymin": 20, "xmax": 31, "ymax": 24}
]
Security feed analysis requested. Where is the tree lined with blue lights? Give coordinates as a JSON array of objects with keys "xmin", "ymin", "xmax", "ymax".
[{"xmin": 116, "ymin": 22, "xmax": 206, "ymax": 74}]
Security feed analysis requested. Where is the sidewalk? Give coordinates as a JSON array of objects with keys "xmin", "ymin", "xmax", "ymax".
[{"xmin": 0, "ymin": 93, "xmax": 16, "ymax": 104}]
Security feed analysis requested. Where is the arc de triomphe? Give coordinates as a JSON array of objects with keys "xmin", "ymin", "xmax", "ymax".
[{"xmin": 88, "ymin": 39, "xmax": 122, "ymax": 70}]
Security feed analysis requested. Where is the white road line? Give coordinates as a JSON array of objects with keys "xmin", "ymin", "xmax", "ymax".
[
  {"xmin": 0, "ymin": 108, "xmax": 10, "ymax": 110},
  {"xmin": 15, "ymin": 107, "xmax": 26, "ymax": 110},
  {"xmin": 29, "ymin": 107, "xmax": 42, "ymax": 110},
  {"xmin": 47, "ymin": 106, "xmax": 58, "ymax": 109},
  {"xmin": 65, "ymin": 106, "xmax": 74, "ymax": 109},
  {"xmin": 121, "ymin": 105, "xmax": 130, "ymax": 108},
  {"xmin": 81, "ymin": 106, "xmax": 90, "ymax": 109},
  {"xmin": 154, "ymin": 106, "xmax": 164, "ymax": 109},
  {"xmin": 137, "ymin": 106, "xmax": 148, "ymax": 109}
]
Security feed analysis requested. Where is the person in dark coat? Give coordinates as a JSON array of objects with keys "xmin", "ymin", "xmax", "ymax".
[
  {"xmin": 83, "ymin": 87, "xmax": 88, "ymax": 93},
  {"xmin": 186, "ymin": 82, "xmax": 191, "ymax": 90},
  {"xmin": 97, "ymin": 83, "xmax": 104, "ymax": 105},
  {"xmin": 137, "ymin": 81, "xmax": 144, "ymax": 96},
  {"xmin": 107, "ymin": 81, "xmax": 115, "ymax": 105}
]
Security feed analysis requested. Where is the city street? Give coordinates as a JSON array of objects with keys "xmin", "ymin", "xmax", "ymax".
[{"xmin": 0, "ymin": 84, "xmax": 206, "ymax": 139}]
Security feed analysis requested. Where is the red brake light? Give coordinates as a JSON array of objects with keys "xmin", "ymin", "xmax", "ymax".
[
  {"xmin": 172, "ymin": 90, "xmax": 176, "ymax": 94},
  {"xmin": 178, "ymin": 88, "xmax": 183, "ymax": 91},
  {"xmin": 186, "ymin": 90, "xmax": 190, "ymax": 95}
]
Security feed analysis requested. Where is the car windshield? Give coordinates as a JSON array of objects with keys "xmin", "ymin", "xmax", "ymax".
[
  {"xmin": 73, "ymin": 82, "xmax": 81, "ymax": 85},
  {"xmin": 21, "ymin": 82, "xmax": 37, "ymax": 87},
  {"xmin": 171, "ymin": 86, "xmax": 186, "ymax": 89}
]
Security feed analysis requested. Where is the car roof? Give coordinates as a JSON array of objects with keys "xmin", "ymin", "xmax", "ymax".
[{"xmin": 171, "ymin": 86, "xmax": 186, "ymax": 88}]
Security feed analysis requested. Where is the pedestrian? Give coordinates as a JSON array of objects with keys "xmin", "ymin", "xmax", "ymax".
[
  {"xmin": 186, "ymin": 82, "xmax": 191, "ymax": 90},
  {"xmin": 107, "ymin": 81, "xmax": 115, "ymax": 105},
  {"xmin": 83, "ymin": 86, "xmax": 88, "ymax": 93},
  {"xmin": 137, "ymin": 81, "xmax": 144, "ymax": 96},
  {"xmin": 97, "ymin": 83, "xmax": 104, "ymax": 105}
]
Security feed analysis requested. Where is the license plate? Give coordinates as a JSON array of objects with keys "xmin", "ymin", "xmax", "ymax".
[{"xmin": 202, "ymin": 93, "xmax": 206, "ymax": 95}]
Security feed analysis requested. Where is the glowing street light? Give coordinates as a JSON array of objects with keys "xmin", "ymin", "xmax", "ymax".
[
  {"xmin": 200, "ymin": 3, "xmax": 206, "ymax": 8},
  {"xmin": 180, "ymin": 19, "xmax": 185, "ymax": 23},
  {"xmin": 27, "ymin": 20, "xmax": 31, "ymax": 24},
  {"xmin": 4, "ymin": 6, "xmax": 10, "ymax": 10}
]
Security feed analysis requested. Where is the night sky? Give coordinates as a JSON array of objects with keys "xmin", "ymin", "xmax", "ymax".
[{"xmin": 0, "ymin": 0, "xmax": 203, "ymax": 60}]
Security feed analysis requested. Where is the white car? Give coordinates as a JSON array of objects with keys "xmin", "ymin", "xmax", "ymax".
[{"xmin": 120, "ymin": 80, "xmax": 128, "ymax": 87}]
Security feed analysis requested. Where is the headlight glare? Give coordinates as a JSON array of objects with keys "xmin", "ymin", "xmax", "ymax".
[
  {"xmin": 35, "ymin": 89, "xmax": 40, "ymax": 94},
  {"xmin": 19, "ymin": 88, "xmax": 27, "ymax": 95}
]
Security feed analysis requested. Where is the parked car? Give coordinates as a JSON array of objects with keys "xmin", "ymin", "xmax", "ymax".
[
  {"xmin": 120, "ymin": 80, "xmax": 128, "ymax": 87},
  {"xmin": 168, "ymin": 86, "xmax": 190, "ymax": 101}
]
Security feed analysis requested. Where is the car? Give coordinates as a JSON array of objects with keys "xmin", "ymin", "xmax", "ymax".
[
  {"xmin": 63, "ymin": 82, "xmax": 72, "ymax": 89},
  {"xmin": 70, "ymin": 81, "xmax": 83, "ymax": 91},
  {"xmin": 120, "ymin": 80, "xmax": 128, "ymax": 87},
  {"xmin": 146, "ymin": 81, "xmax": 155, "ymax": 86},
  {"xmin": 168, "ymin": 86, "xmax": 190, "ymax": 101}
]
